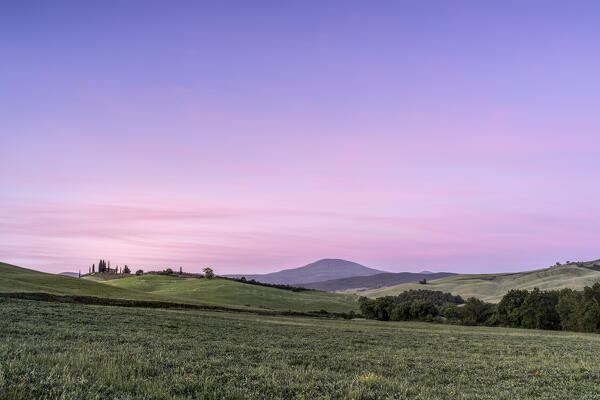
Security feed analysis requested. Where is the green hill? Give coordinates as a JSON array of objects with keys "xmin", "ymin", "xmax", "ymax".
[
  {"xmin": 362, "ymin": 261, "xmax": 600, "ymax": 303},
  {"xmin": 0, "ymin": 262, "xmax": 358, "ymax": 313},
  {"xmin": 102, "ymin": 274, "xmax": 359, "ymax": 313},
  {"xmin": 0, "ymin": 262, "xmax": 165, "ymax": 301}
]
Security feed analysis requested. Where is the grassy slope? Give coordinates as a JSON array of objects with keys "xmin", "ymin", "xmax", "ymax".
[
  {"xmin": 102, "ymin": 274, "xmax": 359, "ymax": 313},
  {"xmin": 4, "ymin": 297, "xmax": 600, "ymax": 399},
  {"xmin": 0, "ymin": 262, "xmax": 358, "ymax": 313},
  {"xmin": 0, "ymin": 262, "xmax": 165, "ymax": 301},
  {"xmin": 363, "ymin": 263, "xmax": 600, "ymax": 303}
]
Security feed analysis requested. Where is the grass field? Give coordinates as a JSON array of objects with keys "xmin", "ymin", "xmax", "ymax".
[
  {"xmin": 0, "ymin": 262, "xmax": 167, "ymax": 302},
  {"xmin": 363, "ymin": 263, "xmax": 600, "ymax": 303},
  {"xmin": 3, "ymin": 298, "xmax": 600, "ymax": 399},
  {"xmin": 0, "ymin": 262, "xmax": 358, "ymax": 313},
  {"xmin": 103, "ymin": 274, "xmax": 359, "ymax": 313}
]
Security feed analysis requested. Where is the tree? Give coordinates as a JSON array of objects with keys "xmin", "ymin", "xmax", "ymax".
[
  {"xmin": 497, "ymin": 289, "xmax": 528, "ymax": 327},
  {"xmin": 179, "ymin": 266, "xmax": 183, "ymax": 274},
  {"xmin": 461, "ymin": 297, "xmax": 496, "ymax": 325},
  {"xmin": 557, "ymin": 288, "xmax": 583, "ymax": 332},
  {"xmin": 92, "ymin": 264, "xmax": 95, "ymax": 273},
  {"xmin": 409, "ymin": 299, "xmax": 438, "ymax": 320},
  {"xmin": 136, "ymin": 269, "xmax": 143, "ymax": 276},
  {"xmin": 390, "ymin": 302, "xmax": 411, "ymax": 321},
  {"xmin": 123, "ymin": 265, "xmax": 131, "ymax": 274},
  {"xmin": 203, "ymin": 267, "xmax": 215, "ymax": 279},
  {"xmin": 519, "ymin": 288, "xmax": 560, "ymax": 330},
  {"xmin": 580, "ymin": 283, "xmax": 600, "ymax": 332}
]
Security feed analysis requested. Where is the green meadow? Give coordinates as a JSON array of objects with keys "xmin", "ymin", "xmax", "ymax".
[
  {"xmin": 102, "ymin": 274, "xmax": 359, "ymax": 313},
  {"xmin": 3, "ymin": 297, "xmax": 600, "ymax": 399}
]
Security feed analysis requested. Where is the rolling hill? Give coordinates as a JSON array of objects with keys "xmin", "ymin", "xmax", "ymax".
[
  {"xmin": 102, "ymin": 274, "xmax": 358, "ymax": 313},
  {"xmin": 0, "ymin": 262, "xmax": 358, "ymax": 313},
  {"xmin": 299, "ymin": 271, "xmax": 457, "ymax": 292},
  {"xmin": 362, "ymin": 260, "xmax": 600, "ymax": 303},
  {"xmin": 225, "ymin": 258, "xmax": 387, "ymax": 285},
  {"xmin": 0, "ymin": 262, "xmax": 165, "ymax": 301}
]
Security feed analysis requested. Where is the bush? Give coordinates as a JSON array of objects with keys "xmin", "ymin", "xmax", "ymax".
[{"xmin": 135, "ymin": 269, "xmax": 143, "ymax": 276}]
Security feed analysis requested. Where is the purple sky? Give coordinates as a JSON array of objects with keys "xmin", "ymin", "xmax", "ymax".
[{"xmin": 2, "ymin": 1, "xmax": 600, "ymax": 274}]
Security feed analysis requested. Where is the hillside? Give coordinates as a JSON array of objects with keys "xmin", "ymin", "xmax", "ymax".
[
  {"xmin": 0, "ymin": 262, "xmax": 358, "ymax": 313},
  {"xmin": 362, "ymin": 260, "xmax": 600, "ymax": 303},
  {"xmin": 225, "ymin": 258, "xmax": 386, "ymax": 285},
  {"xmin": 103, "ymin": 274, "xmax": 358, "ymax": 313},
  {"xmin": 299, "ymin": 271, "xmax": 457, "ymax": 292},
  {"xmin": 0, "ymin": 262, "xmax": 165, "ymax": 301}
]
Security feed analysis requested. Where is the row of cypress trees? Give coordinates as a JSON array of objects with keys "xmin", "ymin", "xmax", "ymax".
[{"xmin": 89, "ymin": 260, "xmax": 130, "ymax": 274}]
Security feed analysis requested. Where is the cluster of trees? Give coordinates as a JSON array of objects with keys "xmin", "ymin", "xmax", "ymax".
[
  {"xmin": 89, "ymin": 260, "xmax": 130, "ymax": 274},
  {"xmin": 156, "ymin": 267, "xmax": 214, "ymax": 279},
  {"xmin": 391, "ymin": 289, "xmax": 464, "ymax": 307},
  {"xmin": 360, "ymin": 284, "xmax": 600, "ymax": 334},
  {"xmin": 222, "ymin": 276, "xmax": 311, "ymax": 292},
  {"xmin": 496, "ymin": 285, "xmax": 600, "ymax": 332},
  {"xmin": 359, "ymin": 290, "xmax": 464, "ymax": 322}
]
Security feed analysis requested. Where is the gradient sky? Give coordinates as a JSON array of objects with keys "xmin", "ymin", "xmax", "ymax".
[{"xmin": 1, "ymin": 1, "xmax": 600, "ymax": 274}]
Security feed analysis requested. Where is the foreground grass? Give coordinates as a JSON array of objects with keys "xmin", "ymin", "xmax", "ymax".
[{"xmin": 3, "ymin": 299, "xmax": 600, "ymax": 399}]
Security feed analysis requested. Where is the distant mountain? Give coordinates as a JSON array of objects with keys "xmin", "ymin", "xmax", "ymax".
[
  {"xmin": 225, "ymin": 259, "xmax": 387, "ymax": 285},
  {"xmin": 58, "ymin": 272, "xmax": 79, "ymax": 278},
  {"xmin": 419, "ymin": 270, "xmax": 434, "ymax": 274},
  {"xmin": 299, "ymin": 272, "xmax": 457, "ymax": 292}
]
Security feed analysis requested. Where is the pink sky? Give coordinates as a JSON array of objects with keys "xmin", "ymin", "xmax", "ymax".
[{"xmin": 1, "ymin": 2, "xmax": 600, "ymax": 274}]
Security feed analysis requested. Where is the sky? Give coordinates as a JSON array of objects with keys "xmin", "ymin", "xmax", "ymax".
[{"xmin": 1, "ymin": 1, "xmax": 600, "ymax": 274}]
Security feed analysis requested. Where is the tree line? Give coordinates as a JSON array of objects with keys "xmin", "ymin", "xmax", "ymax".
[
  {"xmin": 87, "ymin": 261, "xmax": 216, "ymax": 279},
  {"xmin": 359, "ymin": 284, "xmax": 600, "ymax": 333},
  {"xmin": 89, "ymin": 260, "xmax": 131, "ymax": 274}
]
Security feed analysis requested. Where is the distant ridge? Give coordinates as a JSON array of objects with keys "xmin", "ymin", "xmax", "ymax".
[
  {"xmin": 225, "ymin": 259, "xmax": 387, "ymax": 285},
  {"xmin": 59, "ymin": 272, "xmax": 79, "ymax": 278},
  {"xmin": 362, "ymin": 259, "xmax": 600, "ymax": 303},
  {"xmin": 299, "ymin": 272, "xmax": 457, "ymax": 292}
]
